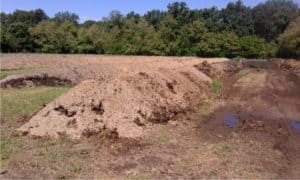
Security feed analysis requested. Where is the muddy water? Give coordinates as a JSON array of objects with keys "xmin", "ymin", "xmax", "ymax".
[
  {"xmin": 290, "ymin": 120, "xmax": 300, "ymax": 133},
  {"xmin": 224, "ymin": 114, "xmax": 237, "ymax": 127},
  {"xmin": 197, "ymin": 60, "xmax": 300, "ymax": 178}
]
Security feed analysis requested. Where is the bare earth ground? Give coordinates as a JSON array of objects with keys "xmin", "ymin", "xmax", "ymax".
[{"xmin": 0, "ymin": 54, "xmax": 300, "ymax": 179}]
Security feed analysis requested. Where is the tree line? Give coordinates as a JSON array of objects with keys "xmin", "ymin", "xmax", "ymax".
[{"xmin": 1, "ymin": 0, "xmax": 299, "ymax": 58}]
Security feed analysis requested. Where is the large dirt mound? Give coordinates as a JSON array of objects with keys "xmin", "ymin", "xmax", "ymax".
[{"xmin": 17, "ymin": 66, "xmax": 212, "ymax": 139}]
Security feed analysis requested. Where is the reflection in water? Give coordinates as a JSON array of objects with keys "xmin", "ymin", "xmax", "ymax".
[
  {"xmin": 290, "ymin": 120, "xmax": 300, "ymax": 133},
  {"xmin": 224, "ymin": 114, "xmax": 236, "ymax": 128}
]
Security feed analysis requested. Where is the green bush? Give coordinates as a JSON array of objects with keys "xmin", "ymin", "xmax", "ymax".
[
  {"xmin": 238, "ymin": 35, "xmax": 269, "ymax": 58},
  {"xmin": 277, "ymin": 16, "xmax": 300, "ymax": 58},
  {"xmin": 2, "ymin": 2, "xmax": 299, "ymax": 58},
  {"xmin": 210, "ymin": 80, "xmax": 223, "ymax": 95}
]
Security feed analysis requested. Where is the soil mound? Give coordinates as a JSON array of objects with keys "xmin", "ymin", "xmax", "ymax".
[{"xmin": 17, "ymin": 66, "xmax": 212, "ymax": 139}]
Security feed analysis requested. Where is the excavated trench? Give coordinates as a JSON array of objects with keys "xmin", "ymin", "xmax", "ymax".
[
  {"xmin": 0, "ymin": 73, "xmax": 73, "ymax": 88},
  {"xmin": 196, "ymin": 59, "xmax": 300, "ymax": 178}
]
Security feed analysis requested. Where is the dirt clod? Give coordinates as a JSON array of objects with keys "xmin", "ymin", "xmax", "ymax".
[
  {"xmin": 54, "ymin": 105, "xmax": 77, "ymax": 117},
  {"xmin": 91, "ymin": 101, "xmax": 105, "ymax": 115}
]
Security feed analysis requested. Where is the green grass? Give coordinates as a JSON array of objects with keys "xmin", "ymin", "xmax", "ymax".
[
  {"xmin": 0, "ymin": 136, "xmax": 24, "ymax": 160},
  {"xmin": 0, "ymin": 68, "xmax": 42, "ymax": 80},
  {"xmin": 212, "ymin": 144, "xmax": 232, "ymax": 156},
  {"xmin": 232, "ymin": 56, "xmax": 242, "ymax": 62},
  {"xmin": 0, "ymin": 137, "xmax": 12, "ymax": 160},
  {"xmin": 0, "ymin": 86, "xmax": 71, "ymax": 121},
  {"xmin": 152, "ymin": 135, "xmax": 173, "ymax": 144},
  {"xmin": 237, "ymin": 68, "xmax": 252, "ymax": 76},
  {"xmin": 36, "ymin": 137, "xmax": 74, "ymax": 148},
  {"xmin": 127, "ymin": 174, "xmax": 151, "ymax": 180},
  {"xmin": 69, "ymin": 162, "xmax": 81, "ymax": 173},
  {"xmin": 210, "ymin": 80, "xmax": 223, "ymax": 95},
  {"xmin": 0, "ymin": 86, "xmax": 71, "ymax": 160},
  {"xmin": 44, "ymin": 151, "xmax": 80, "ymax": 159},
  {"xmin": 199, "ymin": 104, "xmax": 214, "ymax": 116}
]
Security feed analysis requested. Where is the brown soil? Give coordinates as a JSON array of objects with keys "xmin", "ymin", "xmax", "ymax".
[
  {"xmin": 1, "ymin": 54, "xmax": 300, "ymax": 179},
  {"xmin": 197, "ymin": 60, "xmax": 300, "ymax": 178},
  {"xmin": 17, "ymin": 66, "xmax": 212, "ymax": 139}
]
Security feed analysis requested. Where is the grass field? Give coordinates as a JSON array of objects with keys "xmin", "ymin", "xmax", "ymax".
[
  {"xmin": 0, "ymin": 68, "xmax": 42, "ymax": 80},
  {"xmin": 0, "ymin": 86, "xmax": 71, "ymax": 162},
  {"xmin": 1, "ymin": 86, "xmax": 71, "ymax": 121}
]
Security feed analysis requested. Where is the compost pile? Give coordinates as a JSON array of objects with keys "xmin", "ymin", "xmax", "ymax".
[{"xmin": 17, "ymin": 66, "xmax": 212, "ymax": 139}]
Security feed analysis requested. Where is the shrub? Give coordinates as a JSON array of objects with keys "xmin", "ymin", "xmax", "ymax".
[
  {"xmin": 238, "ymin": 35, "xmax": 269, "ymax": 58},
  {"xmin": 210, "ymin": 80, "xmax": 223, "ymax": 95},
  {"xmin": 277, "ymin": 16, "xmax": 300, "ymax": 58}
]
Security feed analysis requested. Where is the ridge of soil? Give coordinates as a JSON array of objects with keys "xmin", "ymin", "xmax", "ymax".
[{"xmin": 17, "ymin": 66, "xmax": 212, "ymax": 139}]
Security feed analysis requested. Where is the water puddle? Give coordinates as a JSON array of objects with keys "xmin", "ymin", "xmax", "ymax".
[
  {"xmin": 224, "ymin": 114, "xmax": 237, "ymax": 128},
  {"xmin": 290, "ymin": 120, "xmax": 300, "ymax": 133}
]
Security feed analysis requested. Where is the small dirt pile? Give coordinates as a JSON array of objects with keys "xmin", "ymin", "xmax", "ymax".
[{"xmin": 17, "ymin": 66, "xmax": 212, "ymax": 139}]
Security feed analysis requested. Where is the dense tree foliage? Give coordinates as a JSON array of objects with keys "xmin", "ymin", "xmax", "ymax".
[
  {"xmin": 53, "ymin": 11, "xmax": 79, "ymax": 25},
  {"xmin": 253, "ymin": 0, "xmax": 299, "ymax": 41},
  {"xmin": 277, "ymin": 16, "xmax": 300, "ymax": 58},
  {"xmin": 221, "ymin": 0, "xmax": 254, "ymax": 36},
  {"xmin": 0, "ymin": 0, "xmax": 299, "ymax": 58}
]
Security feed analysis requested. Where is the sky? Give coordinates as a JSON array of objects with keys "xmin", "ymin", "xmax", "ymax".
[{"xmin": 1, "ymin": 0, "xmax": 297, "ymax": 22}]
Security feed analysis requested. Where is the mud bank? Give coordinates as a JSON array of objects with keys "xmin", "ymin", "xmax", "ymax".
[{"xmin": 197, "ymin": 60, "xmax": 300, "ymax": 178}]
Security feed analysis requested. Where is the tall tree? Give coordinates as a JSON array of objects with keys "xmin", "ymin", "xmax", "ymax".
[
  {"xmin": 197, "ymin": 32, "xmax": 240, "ymax": 57},
  {"xmin": 53, "ymin": 11, "xmax": 79, "ymax": 24},
  {"xmin": 6, "ymin": 22, "xmax": 34, "ymax": 52},
  {"xmin": 277, "ymin": 16, "xmax": 300, "ymax": 58},
  {"xmin": 252, "ymin": 0, "xmax": 299, "ymax": 41},
  {"xmin": 7, "ymin": 9, "xmax": 48, "ymax": 25},
  {"xmin": 126, "ymin": 11, "xmax": 141, "ymax": 21},
  {"xmin": 167, "ymin": 2, "xmax": 192, "ymax": 25},
  {"xmin": 0, "ymin": 12, "xmax": 9, "ymax": 26},
  {"xmin": 239, "ymin": 35, "xmax": 270, "ymax": 58},
  {"xmin": 121, "ymin": 19, "xmax": 159, "ymax": 55},
  {"xmin": 144, "ymin": 10, "xmax": 166, "ymax": 29},
  {"xmin": 221, "ymin": 0, "xmax": 254, "ymax": 36},
  {"xmin": 0, "ymin": 25, "xmax": 10, "ymax": 52},
  {"xmin": 30, "ymin": 20, "xmax": 77, "ymax": 53},
  {"xmin": 193, "ymin": 7, "xmax": 224, "ymax": 33},
  {"xmin": 81, "ymin": 20, "xmax": 98, "ymax": 28},
  {"xmin": 103, "ymin": 11, "xmax": 124, "ymax": 28},
  {"xmin": 76, "ymin": 24, "xmax": 105, "ymax": 54},
  {"xmin": 158, "ymin": 15, "xmax": 180, "ymax": 55},
  {"xmin": 176, "ymin": 20, "xmax": 208, "ymax": 55}
]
